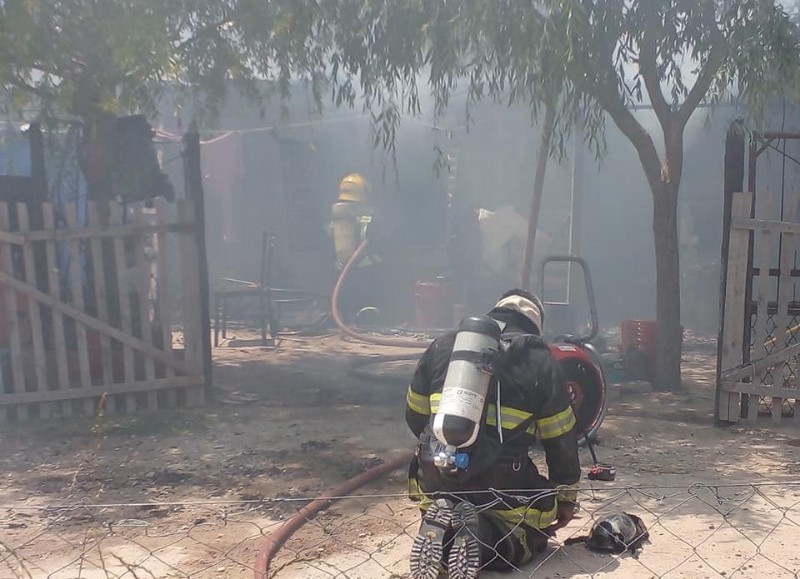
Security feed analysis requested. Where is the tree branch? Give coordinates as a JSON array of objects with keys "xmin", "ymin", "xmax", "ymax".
[
  {"xmin": 676, "ymin": 7, "xmax": 726, "ymax": 127},
  {"xmin": 639, "ymin": 10, "xmax": 673, "ymax": 129},
  {"xmin": 591, "ymin": 77, "xmax": 664, "ymax": 191}
]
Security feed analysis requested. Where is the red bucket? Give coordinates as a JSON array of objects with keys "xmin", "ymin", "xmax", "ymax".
[{"xmin": 414, "ymin": 281, "xmax": 452, "ymax": 329}]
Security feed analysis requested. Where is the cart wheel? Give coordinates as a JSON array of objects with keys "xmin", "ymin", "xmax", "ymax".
[{"xmin": 558, "ymin": 357, "xmax": 607, "ymax": 446}]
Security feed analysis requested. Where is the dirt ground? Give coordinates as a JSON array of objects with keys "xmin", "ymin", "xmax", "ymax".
[{"xmin": 3, "ymin": 328, "xmax": 800, "ymax": 578}]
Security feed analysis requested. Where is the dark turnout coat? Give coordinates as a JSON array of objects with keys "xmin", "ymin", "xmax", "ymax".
[{"xmin": 406, "ymin": 310, "xmax": 581, "ymax": 530}]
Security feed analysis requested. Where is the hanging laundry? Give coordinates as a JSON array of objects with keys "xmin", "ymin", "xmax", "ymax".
[
  {"xmin": 113, "ymin": 115, "xmax": 175, "ymax": 203},
  {"xmin": 201, "ymin": 132, "xmax": 245, "ymax": 243}
]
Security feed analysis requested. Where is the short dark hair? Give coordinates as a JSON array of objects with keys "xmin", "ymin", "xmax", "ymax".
[{"xmin": 500, "ymin": 288, "xmax": 538, "ymax": 302}]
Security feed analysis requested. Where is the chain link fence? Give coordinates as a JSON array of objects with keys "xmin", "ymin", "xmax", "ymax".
[
  {"xmin": 4, "ymin": 481, "xmax": 800, "ymax": 578},
  {"xmin": 747, "ymin": 303, "xmax": 800, "ymax": 417},
  {"xmin": 2, "ymin": 500, "xmax": 282, "ymax": 579}
]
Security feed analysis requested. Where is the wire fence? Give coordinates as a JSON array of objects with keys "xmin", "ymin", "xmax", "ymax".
[{"xmin": 4, "ymin": 482, "xmax": 800, "ymax": 578}]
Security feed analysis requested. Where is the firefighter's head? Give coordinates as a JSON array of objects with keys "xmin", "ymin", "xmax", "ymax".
[
  {"xmin": 493, "ymin": 289, "xmax": 545, "ymax": 335},
  {"xmin": 338, "ymin": 173, "xmax": 370, "ymax": 203}
]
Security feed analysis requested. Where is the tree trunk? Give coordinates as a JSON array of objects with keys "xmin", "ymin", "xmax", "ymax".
[
  {"xmin": 520, "ymin": 101, "xmax": 556, "ymax": 289},
  {"xmin": 652, "ymin": 183, "xmax": 683, "ymax": 391}
]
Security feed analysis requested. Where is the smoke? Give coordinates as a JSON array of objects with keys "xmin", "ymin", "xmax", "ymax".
[{"xmin": 182, "ymin": 81, "xmax": 753, "ymax": 336}]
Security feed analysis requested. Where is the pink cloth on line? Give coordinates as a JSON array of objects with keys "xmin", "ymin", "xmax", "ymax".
[{"xmin": 201, "ymin": 132, "xmax": 245, "ymax": 242}]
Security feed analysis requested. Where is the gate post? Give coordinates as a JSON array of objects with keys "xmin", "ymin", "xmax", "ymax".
[
  {"xmin": 183, "ymin": 124, "xmax": 213, "ymax": 400},
  {"xmin": 716, "ymin": 121, "xmax": 745, "ymax": 423},
  {"xmin": 28, "ymin": 122, "xmax": 47, "ymax": 201}
]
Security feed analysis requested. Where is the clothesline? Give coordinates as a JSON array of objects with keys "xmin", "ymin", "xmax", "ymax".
[
  {"xmin": 153, "ymin": 114, "xmax": 369, "ymax": 144},
  {"xmin": 152, "ymin": 114, "xmax": 468, "ymax": 145}
]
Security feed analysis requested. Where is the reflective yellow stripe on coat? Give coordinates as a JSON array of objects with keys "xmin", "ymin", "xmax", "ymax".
[
  {"xmin": 406, "ymin": 387, "xmax": 431, "ymax": 416},
  {"xmin": 489, "ymin": 501, "xmax": 558, "ymax": 530},
  {"xmin": 536, "ymin": 406, "xmax": 576, "ymax": 440},
  {"xmin": 409, "ymin": 390, "xmax": 575, "ymax": 440},
  {"xmin": 418, "ymin": 393, "xmax": 540, "ymax": 437},
  {"xmin": 485, "ymin": 404, "xmax": 537, "ymax": 435}
]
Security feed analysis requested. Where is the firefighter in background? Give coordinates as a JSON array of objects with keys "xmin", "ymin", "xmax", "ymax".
[
  {"xmin": 330, "ymin": 173, "xmax": 385, "ymax": 324},
  {"xmin": 405, "ymin": 289, "xmax": 580, "ymax": 579}
]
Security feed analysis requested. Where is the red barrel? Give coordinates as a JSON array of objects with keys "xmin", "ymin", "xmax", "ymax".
[
  {"xmin": 414, "ymin": 280, "xmax": 452, "ymax": 329},
  {"xmin": 620, "ymin": 319, "xmax": 657, "ymax": 372}
]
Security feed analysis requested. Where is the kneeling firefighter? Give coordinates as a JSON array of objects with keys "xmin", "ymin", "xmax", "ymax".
[
  {"xmin": 406, "ymin": 288, "xmax": 581, "ymax": 579},
  {"xmin": 330, "ymin": 173, "xmax": 385, "ymax": 324}
]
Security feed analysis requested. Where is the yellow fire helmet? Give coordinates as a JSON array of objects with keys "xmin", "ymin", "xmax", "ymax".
[{"xmin": 338, "ymin": 173, "xmax": 370, "ymax": 203}]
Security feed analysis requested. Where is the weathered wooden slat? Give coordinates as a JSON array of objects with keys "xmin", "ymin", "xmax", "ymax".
[
  {"xmin": 0, "ymin": 230, "xmax": 28, "ymax": 246},
  {"xmin": 751, "ymin": 194, "xmax": 774, "ymax": 420},
  {"xmin": 0, "ymin": 375, "xmax": 205, "ymax": 405},
  {"xmin": 42, "ymin": 204, "xmax": 71, "ymax": 417},
  {"xmin": 774, "ymin": 194, "xmax": 797, "ymax": 423},
  {"xmin": 17, "ymin": 204, "xmax": 49, "ymax": 418},
  {"xmin": 752, "ymin": 267, "xmax": 800, "ymax": 278},
  {"xmin": 734, "ymin": 217, "xmax": 800, "ymax": 236},
  {"xmin": 718, "ymin": 192, "xmax": 752, "ymax": 422},
  {"xmin": 723, "ymin": 340, "xmax": 800, "ymax": 382},
  {"xmin": 793, "ymin": 199, "xmax": 800, "ymax": 425},
  {"xmin": 156, "ymin": 199, "xmax": 175, "ymax": 388},
  {"xmin": 177, "ymin": 201, "xmax": 202, "ymax": 402},
  {"xmin": 64, "ymin": 204, "xmax": 94, "ymax": 417},
  {"xmin": 752, "ymin": 189, "xmax": 773, "ymax": 359},
  {"xmin": 0, "ymin": 206, "xmax": 10, "ymax": 423},
  {"xmin": 134, "ymin": 205, "xmax": 157, "ymax": 410},
  {"xmin": 110, "ymin": 203, "xmax": 136, "ymax": 413},
  {"xmin": 177, "ymin": 200, "xmax": 208, "ymax": 406},
  {"xmin": 0, "ymin": 270, "xmax": 196, "ymax": 376},
  {"xmin": 722, "ymin": 380, "xmax": 800, "ymax": 400},
  {"xmin": 20, "ymin": 221, "xmax": 194, "ymax": 242},
  {"xmin": 0, "ymin": 203, "xmax": 27, "ymax": 421},
  {"xmin": 87, "ymin": 203, "xmax": 115, "ymax": 414},
  {"xmin": 782, "ymin": 194, "xmax": 798, "ymax": 422}
]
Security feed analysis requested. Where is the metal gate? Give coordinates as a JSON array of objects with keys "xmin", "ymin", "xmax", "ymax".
[{"xmin": 717, "ymin": 125, "xmax": 800, "ymax": 423}]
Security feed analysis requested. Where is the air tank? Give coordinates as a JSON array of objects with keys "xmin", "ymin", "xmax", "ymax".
[
  {"xmin": 433, "ymin": 315, "xmax": 501, "ymax": 448},
  {"xmin": 331, "ymin": 201, "xmax": 359, "ymax": 265}
]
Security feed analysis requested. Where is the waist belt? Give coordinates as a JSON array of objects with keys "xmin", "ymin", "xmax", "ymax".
[{"xmin": 416, "ymin": 440, "xmax": 531, "ymax": 473}]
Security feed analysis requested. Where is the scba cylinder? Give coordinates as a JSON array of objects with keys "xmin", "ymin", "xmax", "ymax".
[
  {"xmin": 433, "ymin": 315, "xmax": 501, "ymax": 449},
  {"xmin": 331, "ymin": 201, "xmax": 359, "ymax": 265}
]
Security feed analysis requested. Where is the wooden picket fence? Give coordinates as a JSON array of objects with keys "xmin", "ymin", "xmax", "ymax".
[
  {"xmin": 718, "ymin": 191, "xmax": 800, "ymax": 423},
  {"xmin": 0, "ymin": 199, "xmax": 207, "ymax": 423}
]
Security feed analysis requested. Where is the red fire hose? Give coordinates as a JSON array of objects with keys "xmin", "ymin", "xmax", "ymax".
[
  {"xmin": 253, "ymin": 241, "xmax": 427, "ymax": 578},
  {"xmin": 253, "ymin": 451, "xmax": 413, "ymax": 579},
  {"xmin": 331, "ymin": 239, "xmax": 430, "ymax": 349}
]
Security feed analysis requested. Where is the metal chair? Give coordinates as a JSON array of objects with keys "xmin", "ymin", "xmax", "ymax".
[{"xmin": 213, "ymin": 232, "xmax": 327, "ymax": 346}]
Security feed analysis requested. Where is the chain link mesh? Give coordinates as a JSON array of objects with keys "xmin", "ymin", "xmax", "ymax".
[
  {"xmin": 747, "ymin": 302, "xmax": 800, "ymax": 416},
  {"xmin": 4, "ymin": 482, "xmax": 800, "ymax": 578}
]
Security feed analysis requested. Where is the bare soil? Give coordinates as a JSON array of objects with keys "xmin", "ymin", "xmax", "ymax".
[{"xmin": 3, "ymin": 330, "xmax": 800, "ymax": 578}]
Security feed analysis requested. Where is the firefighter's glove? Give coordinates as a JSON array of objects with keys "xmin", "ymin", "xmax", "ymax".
[{"xmin": 548, "ymin": 500, "xmax": 579, "ymax": 534}]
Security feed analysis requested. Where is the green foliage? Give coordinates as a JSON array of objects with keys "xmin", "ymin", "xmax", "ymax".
[
  {"xmin": 3, "ymin": 0, "xmax": 799, "ymax": 141},
  {"xmin": 0, "ymin": 0, "xmax": 320, "ymax": 121},
  {"xmin": 300, "ymin": 0, "xmax": 800, "ymax": 162}
]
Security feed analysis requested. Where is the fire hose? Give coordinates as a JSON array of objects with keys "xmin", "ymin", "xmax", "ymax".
[
  {"xmin": 253, "ymin": 240, "xmax": 427, "ymax": 578},
  {"xmin": 331, "ymin": 239, "xmax": 431, "ymax": 349},
  {"xmin": 253, "ymin": 452, "xmax": 413, "ymax": 579}
]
